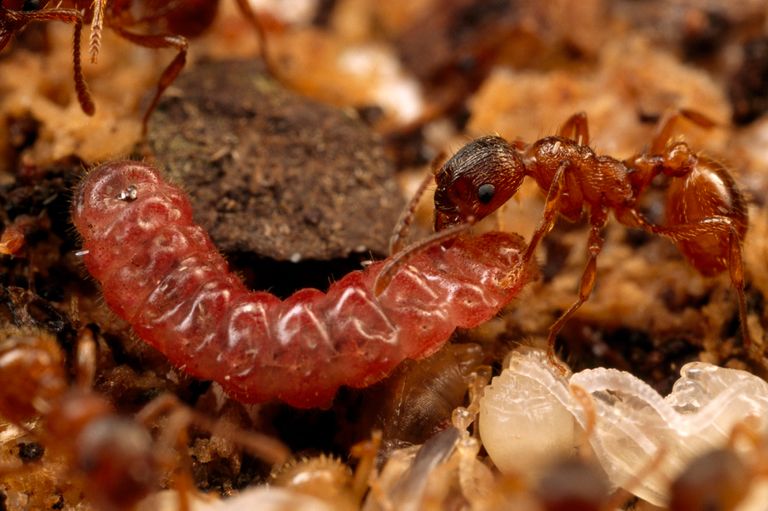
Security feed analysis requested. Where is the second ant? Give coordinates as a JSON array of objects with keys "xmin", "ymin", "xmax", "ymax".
[{"xmin": 0, "ymin": 326, "xmax": 288, "ymax": 509}]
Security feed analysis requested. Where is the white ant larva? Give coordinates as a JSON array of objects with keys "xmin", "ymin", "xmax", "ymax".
[{"xmin": 479, "ymin": 348, "xmax": 768, "ymax": 506}]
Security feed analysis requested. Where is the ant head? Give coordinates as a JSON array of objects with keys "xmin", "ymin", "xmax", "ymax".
[
  {"xmin": 77, "ymin": 416, "xmax": 158, "ymax": 507},
  {"xmin": 0, "ymin": 328, "xmax": 66, "ymax": 423},
  {"xmin": 433, "ymin": 136, "xmax": 524, "ymax": 230}
]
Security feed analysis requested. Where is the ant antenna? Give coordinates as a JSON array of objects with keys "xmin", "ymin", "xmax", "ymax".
[
  {"xmin": 389, "ymin": 172, "xmax": 434, "ymax": 255},
  {"xmin": 389, "ymin": 151, "xmax": 447, "ymax": 254},
  {"xmin": 374, "ymin": 220, "xmax": 474, "ymax": 297}
]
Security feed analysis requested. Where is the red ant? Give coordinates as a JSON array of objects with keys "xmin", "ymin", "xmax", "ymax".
[
  {"xmin": 0, "ymin": 0, "xmax": 272, "ymax": 132},
  {"xmin": 0, "ymin": 326, "xmax": 289, "ymax": 509},
  {"xmin": 394, "ymin": 110, "xmax": 751, "ymax": 367}
]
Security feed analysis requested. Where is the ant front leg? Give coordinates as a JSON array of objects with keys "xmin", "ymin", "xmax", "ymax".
[
  {"xmin": 558, "ymin": 111, "xmax": 590, "ymax": 146},
  {"xmin": 519, "ymin": 160, "xmax": 570, "ymax": 266},
  {"xmin": 112, "ymin": 27, "xmax": 188, "ymax": 134},
  {"xmin": 88, "ymin": 0, "xmax": 107, "ymax": 63},
  {"xmin": 545, "ymin": 207, "xmax": 608, "ymax": 372},
  {"xmin": 389, "ymin": 172, "xmax": 436, "ymax": 256}
]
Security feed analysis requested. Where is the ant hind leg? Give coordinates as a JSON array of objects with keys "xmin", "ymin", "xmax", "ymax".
[
  {"xmin": 650, "ymin": 109, "xmax": 717, "ymax": 154},
  {"xmin": 232, "ymin": 0, "xmax": 282, "ymax": 78},
  {"xmin": 653, "ymin": 219, "xmax": 755, "ymax": 357},
  {"xmin": 558, "ymin": 112, "xmax": 589, "ymax": 146}
]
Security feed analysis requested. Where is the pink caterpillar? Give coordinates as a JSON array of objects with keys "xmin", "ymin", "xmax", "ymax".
[{"xmin": 73, "ymin": 161, "xmax": 536, "ymax": 408}]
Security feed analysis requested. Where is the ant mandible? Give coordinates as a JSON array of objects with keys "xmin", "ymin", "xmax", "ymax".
[{"xmin": 401, "ymin": 110, "xmax": 751, "ymax": 368}]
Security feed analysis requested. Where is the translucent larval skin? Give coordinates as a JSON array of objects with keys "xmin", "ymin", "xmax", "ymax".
[
  {"xmin": 480, "ymin": 349, "xmax": 768, "ymax": 506},
  {"xmin": 73, "ymin": 161, "xmax": 536, "ymax": 408}
]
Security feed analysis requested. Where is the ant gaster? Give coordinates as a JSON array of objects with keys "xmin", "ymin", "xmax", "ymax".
[{"xmin": 401, "ymin": 110, "xmax": 751, "ymax": 367}]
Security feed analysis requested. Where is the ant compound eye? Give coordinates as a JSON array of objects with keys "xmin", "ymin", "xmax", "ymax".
[
  {"xmin": 477, "ymin": 183, "xmax": 496, "ymax": 204},
  {"xmin": 23, "ymin": 0, "xmax": 42, "ymax": 11}
]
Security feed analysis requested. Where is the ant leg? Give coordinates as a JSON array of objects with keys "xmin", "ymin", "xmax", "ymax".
[
  {"xmin": 558, "ymin": 112, "xmax": 590, "ymax": 146},
  {"xmin": 389, "ymin": 153, "xmax": 446, "ymax": 255},
  {"xmin": 653, "ymin": 219, "xmax": 753, "ymax": 353},
  {"xmin": 135, "ymin": 393, "xmax": 289, "ymax": 465},
  {"xmin": 545, "ymin": 208, "xmax": 608, "ymax": 371},
  {"xmin": 20, "ymin": 8, "xmax": 95, "ymax": 115},
  {"xmin": 728, "ymin": 227, "xmax": 753, "ymax": 353},
  {"xmin": 112, "ymin": 27, "xmax": 188, "ymax": 135},
  {"xmin": 374, "ymin": 221, "xmax": 473, "ymax": 296},
  {"xmin": 727, "ymin": 416, "xmax": 763, "ymax": 450},
  {"xmin": 569, "ymin": 383, "xmax": 596, "ymax": 447},
  {"xmin": 0, "ymin": 30, "xmax": 13, "ymax": 52},
  {"xmin": 569, "ymin": 383, "xmax": 600, "ymax": 463},
  {"xmin": 75, "ymin": 326, "xmax": 98, "ymax": 390},
  {"xmin": 350, "ymin": 430, "xmax": 382, "ymax": 503},
  {"xmin": 601, "ymin": 445, "xmax": 668, "ymax": 511},
  {"xmin": 615, "ymin": 206, "xmax": 658, "ymax": 233},
  {"xmin": 521, "ymin": 161, "xmax": 570, "ymax": 265},
  {"xmin": 232, "ymin": 0, "xmax": 282, "ymax": 78},
  {"xmin": 88, "ymin": 0, "xmax": 107, "ymax": 63},
  {"xmin": 650, "ymin": 109, "xmax": 717, "ymax": 154}
]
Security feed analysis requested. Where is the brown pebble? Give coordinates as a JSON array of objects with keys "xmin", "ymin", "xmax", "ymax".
[{"xmin": 148, "ymin": 59, "xmax": 403, "ymax": 261}]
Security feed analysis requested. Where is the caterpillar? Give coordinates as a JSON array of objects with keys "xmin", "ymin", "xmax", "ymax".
[{"xmin": 73, "ymin": 161, "xmax": 536, "ymax": 408}]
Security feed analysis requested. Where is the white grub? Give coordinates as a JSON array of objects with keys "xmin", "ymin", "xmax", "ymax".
[
  {"xmin": 479, "ymin": 348, "xmax": 768, "ymax": 506},
  {"xmin": 479, "ymin": 349, "xmax": 582, "ymax": 482},
  {"xmin": 136, "ymin": 487, "xmax": 335, "ymax": 511}
]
